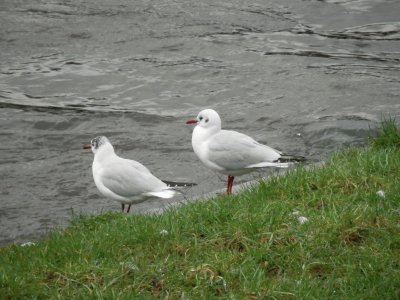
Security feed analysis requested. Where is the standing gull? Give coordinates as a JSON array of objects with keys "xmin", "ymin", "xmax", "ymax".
[
  {"xmin": 84, "ymin": 136, "xmax": 185, "ymax": 212},
  {"xmin": 186, "ymin": 109, "xmax": 305, "ymax": 194}
]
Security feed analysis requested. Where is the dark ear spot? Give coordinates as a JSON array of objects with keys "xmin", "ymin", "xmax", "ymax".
[{"xmin": 205, "ymin": 119, "xmax": 209, "ymax": 123}]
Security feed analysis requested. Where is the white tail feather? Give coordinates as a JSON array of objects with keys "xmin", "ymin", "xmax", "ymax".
[
  {"xmin": 145, "ymin": 189, "xmax": 177, "ymax": 199},
  {"xmin": 246, "ymin": 162, "xmax": 290, "ymax": 169}
]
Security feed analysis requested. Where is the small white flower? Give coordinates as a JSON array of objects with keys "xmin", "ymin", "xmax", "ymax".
[
  {"xmin": 21, "ymin": 242, "xmax": 35, "ymax": 247},
  {"xmin": 376, "ymin": 190, "xmax": 385, "ymax": 198},
  {"xmin": 298, "ymin": 216, "xmax": 309, "ymax": 224},
  {"xmin": 159, "ymin": 229, "xmax": 169, "ymax": 236},
  {"xmin": 120, "ymin": 261, "xmax": 139, "ymax": 271},
  {"xmin": 291, "ymin": 210, "xmax": 300, "ymax": 216}
]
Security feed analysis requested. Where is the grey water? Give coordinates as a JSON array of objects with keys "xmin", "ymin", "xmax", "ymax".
[{"xmin": 1, "ymin": 0, "xmax": 399, "ymax": 246}]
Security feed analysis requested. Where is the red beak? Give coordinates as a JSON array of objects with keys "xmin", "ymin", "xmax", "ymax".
[
  {"xmin": 186, "ymin": 119, "xmax": 198, "ymax": 125},
  {"xmin": 83, "ymin": 143, "xmax": 91, "ymax": 150}
]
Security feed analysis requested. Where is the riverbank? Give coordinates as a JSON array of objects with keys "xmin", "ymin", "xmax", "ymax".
[{"xmin": 1, "ymin": 120, "xmax": 399, "ymax": 299}]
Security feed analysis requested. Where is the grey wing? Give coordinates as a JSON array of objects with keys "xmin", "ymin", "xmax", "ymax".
[
  {"xmin": 207, "ymin": 130, "xmax": 282, "ymax": 170},
  {"xmin": 99, "ymin": 158, "xmax": 167, "ymax": 198}
]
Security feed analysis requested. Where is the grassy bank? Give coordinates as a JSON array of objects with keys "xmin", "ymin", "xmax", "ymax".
[{"xmin": 1, "ymin": 120, "xmax": 400, "ymax": 299}]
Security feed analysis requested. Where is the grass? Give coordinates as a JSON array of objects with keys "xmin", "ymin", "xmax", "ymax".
[{"xmin": 1, "ymin": 120, "xmax": 400, "ymax": 299}]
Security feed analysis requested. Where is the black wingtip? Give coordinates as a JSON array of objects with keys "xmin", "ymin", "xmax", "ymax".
[
  {"xmin": 275, "ymin": 155, "xmax": 307, "ymax": 163},
  {"xmin": 162, "ymin": 180, "xmax": 197, "ymax": 188}
]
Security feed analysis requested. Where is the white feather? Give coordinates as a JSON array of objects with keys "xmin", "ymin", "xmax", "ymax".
[
  {"xmin": 145, "ymin": 190, "xmax": 176, "ymax": 199},
  {"xmin": 246, "ymin": 162, "xmax": 290, "ymax": 169},
  {"xmin": 89, "ymin": 136, "xmax": 178, "ymax": 208},
  {"xmin": 188, "ymin": 109, "xmax": 303, "ymax": 193}
]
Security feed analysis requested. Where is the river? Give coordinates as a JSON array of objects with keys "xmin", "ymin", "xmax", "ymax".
[{"xmin": 1, "ymin": 0, "xmax": 399, "ymax": 246}]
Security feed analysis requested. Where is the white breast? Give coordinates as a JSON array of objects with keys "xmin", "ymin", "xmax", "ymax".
[{"xmin": 191, "ymin": 125, "xmax": 224, "ymax": 172}]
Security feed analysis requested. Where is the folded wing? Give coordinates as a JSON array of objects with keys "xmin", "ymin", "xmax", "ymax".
[
  {"xmin": 98, "ymin": 157, "xmax": 172, "ymax": 199},
  {"xmin": 207, "ymin": 130, "xmax": 284, "ymax": 171}
]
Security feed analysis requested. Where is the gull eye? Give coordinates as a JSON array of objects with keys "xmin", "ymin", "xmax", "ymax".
[{"xmin": 199, "ymin": 116, "xmax": 203, "ymax": 121}]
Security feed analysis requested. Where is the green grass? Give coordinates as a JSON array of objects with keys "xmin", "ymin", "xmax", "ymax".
[
  {"xmin": 370, "ymin": 117, "xmax": 400, "ymax": 149},
  {"xmin": 1, "ymin": 121, "xmax": 400, "ymax": 299}
]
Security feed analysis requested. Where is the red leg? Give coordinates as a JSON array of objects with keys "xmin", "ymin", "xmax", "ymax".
[
  {"xmin": 229, "ymin": 175, "xmax": 235, "ymax": 194},
  {"xmin": 228, "ymin": 175, "xmax": 234, "ymax": 194},
  {"xmin": 226, "ymin": 175, "xmax": 235, "ymax": 195}
]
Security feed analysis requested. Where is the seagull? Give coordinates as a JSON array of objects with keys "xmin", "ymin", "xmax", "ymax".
[
  {"xmin": 84, "ymin": 136, "xmax": 192, "ymax": 212},
  {"xmin": 186, "ymin": 109, "xmax": 305, "ymax": 194}
]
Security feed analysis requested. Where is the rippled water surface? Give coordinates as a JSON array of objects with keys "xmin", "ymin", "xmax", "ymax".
[{"xmin": 1, "ymin": 0, "xmax": 399, "ymax": 246}]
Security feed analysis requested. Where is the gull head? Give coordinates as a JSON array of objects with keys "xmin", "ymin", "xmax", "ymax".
[
  {"xmin": 186, "ymin": 109, "xmax": 221, "ymax": 130},
  {"xmin": 83, "ymin": 136, "xmax": 113, "ymax": 154}
]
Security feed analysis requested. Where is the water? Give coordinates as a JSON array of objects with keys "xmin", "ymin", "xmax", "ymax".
[{"xmin": 1, "ymin": 0, "xmax": 399, "ymax": 246}]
